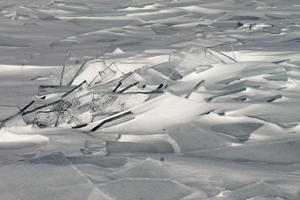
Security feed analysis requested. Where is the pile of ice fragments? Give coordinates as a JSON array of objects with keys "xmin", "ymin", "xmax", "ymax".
[
  {"xmin": 1, "ymin": 44, "xmax": 300, "ymax": 199},
  {"xmin": 1, "ymin": 44, "xmax": 237, "ymax": 130}
]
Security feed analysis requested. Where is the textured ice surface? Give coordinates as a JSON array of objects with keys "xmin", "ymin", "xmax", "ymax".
[
  {"xmin": 98, "ymin": 178, "xmax": 193, "ymax": 200},
  {"xmin": 108, "ymin": 158, "xmax": 170, "ymax": 180},
  {"xmin": 67, "ymin": 156, "xmax": 127, "ymax": 168},
  {"xmin": 185, "ymin": 140, "xmax": 300, "ymax": 164},
  {"xmin": 0, "ymin": 152, "xmax": 94, "ymax": 200},
  {"xmin": 225, "ymin": 181, "xmax": 297, "ymax": 200},
  {"xmin": 106, "ymin": 141, "xmax": 174, "ymax": 154}
]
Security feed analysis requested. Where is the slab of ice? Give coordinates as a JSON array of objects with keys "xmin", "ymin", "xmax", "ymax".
[
  {"xmin": 244, "ymin": 104, "xmax": 300, "ymax": 128},
  {"xmin": 108, "ymin": 158, "xmax": 170, "ymax": 180},
  {"xmin": 164, "ymin": 123, "xmax": 231, "ymax": 152},
  {"xmin": 168, "ymin": 45, "xmax": 237, "ymax": 78},
  {"xmin": 0, "ymin": 152, "xmax": 95, "ymax": 200},
  {"xmin": 266, "ymin": 94, "xmax": 282, "ymax": 102},
  {"xmin": 152, "ymin": 62, "xmax": 183, "ymax": 80},
  {"xmin": 185, "ymin": 80, "xmax": 205, "ymax": 99},
  {"xmin": 72, "ymin": 59, "xmax": 117, "ymax": 86},
  {"xmin": 211, "ymin": 123, "xmax": 264, "ymax": 142},
  {"xmin": 0, "ymin": 105, "xmax": 20, "ymax": 122},
  {"xmin": 185, "ymin": 140, "xmax": 300, "ymax": 164},
  {"xmin": 263, "ymin": 74, "xmax": 288, "ymax": 82},
  {"xmin": 98, "ymin": 178, "xmax": 194, "ymax": 200},
  {"xmin": 106, "ymin": 141, "xmax": 174, "ymax": 154},
  {"xmin": 38, "ymin": 85, "xmax": 77, "ymax": 96},
  {"xmin": 67, "ymin": 156, "xmax": 127, "ymax": 168},
  {"xmin": 205, "ymin": 88, "xmax": 246, "ymax": 102},
  {"xmin": 34, "ymin": 110, "xmax": 73, "ymax": 128},
  {"xmin": 1, "ymin": 101, "xmax": 35, "ymax": 128},
  {"xmin": 90, "ymin": 111, "xmax": 135, "ymax": 131},
  {"xmin": 33, "ymin": 82, "xmax": 88, "ymax": 127},
  {"xmin": 72, "ymin": 91, "xmax": 160, "ymax": 125},
  {"xmin": 52, "ymin": 50, "xmax": 82, "ymax": 85},
  {"xmin": 225, "ymin": 181, "xmax": 297, "ymax": 200}
]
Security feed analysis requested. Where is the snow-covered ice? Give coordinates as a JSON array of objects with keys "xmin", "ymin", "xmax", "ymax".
[{"xmin": 1, "ymin": 0, "xmax": 300, "ymax": 199}]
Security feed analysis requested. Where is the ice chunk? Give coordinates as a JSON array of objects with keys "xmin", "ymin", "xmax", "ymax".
[
  {"xmin": 205, "ymin": 88, "xmax": 246, "ymax": 102},
  {"xmin": 216, "ymin": 77, "xmax": 240, "ymax": 85},
  {"xmin": 185, "ymin": 140, "xmax": 300, "ymax": 164},
  {"xmin": 72, "ymin": 59, "xmax": 116, "ymax": 85},
  {"xmin": 71, "ymin": 91, "xmax": 159, "ymax": 125},
  {"xmin": 152, "ymin": 62, "xmax": 183, "ymax": 80},
  {"xmin": 266, "ymin": 94, "xmax": 282, "ymax": 102},
  {"xmin": 23, "ymin": 100, "xmax": 60, "ymax": 117},
  {"xmin": 0, "ymin": 101, "xmax": 34, "ymax": 128},
  {"xmin": 90, "ymin": 111, "xmax": 135, "ymax": 131},
  {"xmin": 58, "ymin": 80, "xmax": 89, "ymax": 112},
  {"xmin": 54, "ymin": 50, "xmax": 82, "ymax": 85},
  {"xmin": 102, "ymin": 43, "xmax": 124, "ymax": 56},
  {"xmin": 263, "ymin": 74, "xmax": 288, "ymax": 81},
  {"xmin": 239, "ymin": 65, "xmax": 287, "ymax": 78},
  {"xmin": 165, "ymin": 123, "xmax": 231, "ymax": 152},
  {"xmin": 86, "ymin": 132, "xmax": 120, "ymax": 140},
  {"xmin": 211, "ymin": 123, "xmax": 264, "ymax": 142},
  {"xmin": 33, "ymin": 110, "xmax": 73, "ymax": 128},
  {"xmin": 98, "ymin": 178, "xmax": 193, "ymax": 200},
  {"xmin": 118, "ymin": 82, "xmax": 139, "ymax": 93},
  {"xmin": 67, "ymin": 156, "xmax": 127, "ymax": 168},
  {"xmin": 185, "ymin": 80, "xmax": 205, "ymax": 99},
  {"xmin": 80, "ymin": 140, "xmax": 106, "ymax": 154},
  {"xmin": 245, "ymin": 104, "xmax": 300, "ymax": 128},
  {"xmin": 92, "ymin": 62, "xmax": 120, "ymax": 85},
  {"xmin": 0, "ymin": 105, "xmax": 20, "ymax": 122},
  {"xmin": 38, "ymin": 85, "xmax": 77, "ymax": 96},
  {"xmin": 106, "ymin": 141, "xmax": 174, "ymax": 154},
  {"xmin": 168, "ymin": 45, "xmax": 237, "ymax": 78},
  {"xmin": 107, "ymin": 158, "xmax": 170, "ymax": 180},
  {"xmin": 134, "ymin": 65, "xmax": 168, "ymax": 85}
]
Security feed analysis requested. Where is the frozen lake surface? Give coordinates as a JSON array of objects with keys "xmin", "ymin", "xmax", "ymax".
[{"xmin": 1, "ymin": 0, "xmax": 300, "ymax": 199}]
